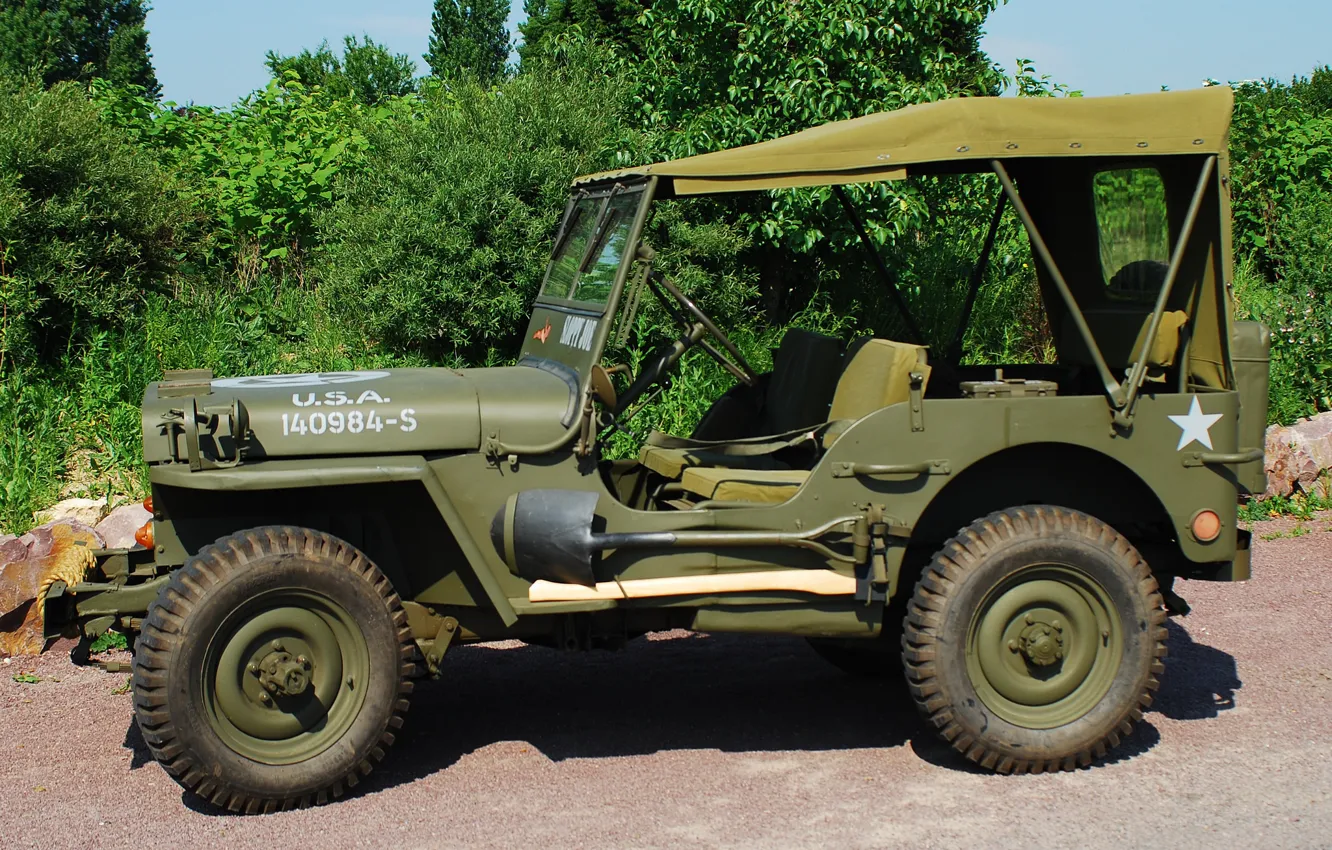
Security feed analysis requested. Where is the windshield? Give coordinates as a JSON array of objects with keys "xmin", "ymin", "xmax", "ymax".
[{"xmin": 539, "ymin": 189, "xmax": 643, "ymax": 306}]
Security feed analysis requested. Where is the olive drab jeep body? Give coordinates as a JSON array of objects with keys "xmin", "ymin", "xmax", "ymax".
[{"xmin": 46, "ymin": 87, "xmax": 1268, "ymax": 808}]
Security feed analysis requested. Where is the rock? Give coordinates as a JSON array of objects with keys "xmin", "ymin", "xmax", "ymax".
[
  {"xmin": 1264, "ymin": 411, "xmax": 1332, "ymax": 499},
  {"xmin": 94, "ymin": 503, "xmax": 151, "ymax": 549},
  {"xmin": 0, "ymin": 535, "xmax": 26, "ymax": 566},
  {"xmin": 33, "ymin": 497, "xmax": 108, "ymax": 528},
  {"xmin": 0, "ymin": 523, "xmax": 100, "ymax": 657},
  {"xmin": 18, "ymin": 526, "xmax": 54, "ymax": 560}
]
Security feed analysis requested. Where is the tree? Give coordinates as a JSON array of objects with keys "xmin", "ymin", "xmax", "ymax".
[
  {"xmin": 424, "ymin": 0, "xmax": 510, "ymax": 83},
  {"xmin": 0, "ymin": 0, "xmax": 159, "ymax": 96},
  {"xmin": 518, "ymin": 0, "xmax": 647, "ymax": 64},
  {"xmin": 623, "ymin": 0, "xmax": 1006, "ymax": 324},
  {"xmin": 266, "ymin": 35, "xmax": 417, "ymax": 106}
]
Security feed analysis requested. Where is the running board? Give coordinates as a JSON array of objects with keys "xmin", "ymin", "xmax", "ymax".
[{"xmin": 528, "ymin": 570, "xmax": 856, "ymax": 602}]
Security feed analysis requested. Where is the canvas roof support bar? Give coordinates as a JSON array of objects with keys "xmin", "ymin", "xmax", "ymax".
[
  {"xmin": 949, "ymin": 189, "xmax": 1007, "ymax": 363},
  {"xmin": 833, "ymin": 185, "xmax": 926, "ymax": 346},
  {"xmin": 1120, "ymin": 155, "xmax": 1217, "ymax": 419},
  {"xmin": 991, "ymin": 159, "xmax": 1124, "ymax": 410}
]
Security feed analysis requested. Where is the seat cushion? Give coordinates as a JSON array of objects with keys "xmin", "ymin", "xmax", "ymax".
[
  {"xmin": 679, "ymin": 467, "xmax": 810, "ymax": 503},
  {"xmin": 827, "ymin": 338, "xmax": 930, "ymax": 422},
  {"xmin": 639, "ymin": 445, "xmax": 786, "ymax": 479}
]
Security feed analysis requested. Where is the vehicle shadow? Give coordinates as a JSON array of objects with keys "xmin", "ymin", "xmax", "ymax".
[
  {"xmin": 366, "ymin": 633, "xmax": 917, "ymax": 793},
  {"xmin": 154, "ymin": 619, "xmax": 1242, "ymax": 812},
  {"xmin": 1152, "ymin": 619, "xmax": 1242, "ymax": 720}
]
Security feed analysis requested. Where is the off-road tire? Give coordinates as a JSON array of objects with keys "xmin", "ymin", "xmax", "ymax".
[
  {"xmin": 132, "ymin": 527, "xmax": 415, "ymax": 811},
  {"xmin": 902, "ymin": 506, "xmax": 1166, "ymax": 773}
]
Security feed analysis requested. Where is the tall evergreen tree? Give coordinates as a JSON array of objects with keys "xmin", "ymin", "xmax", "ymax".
[
  {"xmin": 424, "ymin": 0, "xmax": 510, "ymax": 82},
  {"xmin": 518, "ymin": 0, "xmax": 647, "ymax": 64},
  {"xmin": 0, "ymin": 0, "xmax": 159, "ymax": 96}
]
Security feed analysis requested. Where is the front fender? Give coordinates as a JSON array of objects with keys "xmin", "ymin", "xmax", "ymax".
[{"xmin": 149, "ymin": 456, "xmax": 518, "ymax": 625}]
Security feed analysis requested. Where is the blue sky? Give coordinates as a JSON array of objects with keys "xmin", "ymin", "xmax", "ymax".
[{"xmin": 149, "ymin": 0, "xmax": 1330, "ymax": 106}]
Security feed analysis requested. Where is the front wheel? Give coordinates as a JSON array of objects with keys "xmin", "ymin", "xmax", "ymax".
[
  {"xmin": 132, "ymin": 527, "xmax": 415, "ymax": 811},
  {"xmin": 902, "ymin": 506, "xmax": 1166, "ymax": 773}
]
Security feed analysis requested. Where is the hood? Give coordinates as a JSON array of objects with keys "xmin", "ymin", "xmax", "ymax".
[{"xmin": 141, "ymin": 365, "xmax": 577, "ymax": 466}]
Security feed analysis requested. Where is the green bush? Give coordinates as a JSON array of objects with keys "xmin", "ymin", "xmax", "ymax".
[
  {"xmin": 0, "ymin": 79, "xmax": 191, "ymax": 367},
  {"xmin": 1234, "ymin": 186, "xmax": 1332, "ymax": 423},
  {"xmin": 314, "ymin": 56, "xmax": 638, "ymax": 365},
  {"xmin": 94, "ymin": 76, "xmax": 374, "ymax": 267}
]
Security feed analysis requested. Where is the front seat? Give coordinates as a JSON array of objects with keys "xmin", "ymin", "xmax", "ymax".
[
  {"xmin": 676, "ymin": 338, "xmax": 931, "ymax": 504},
  {"xmin": 638, "ymin": 327, "xmax": 843, "ymax": 479}
]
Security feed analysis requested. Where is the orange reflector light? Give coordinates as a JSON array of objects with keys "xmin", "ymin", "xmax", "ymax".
[{"xmin": 1191, "ymin": 510, "xmax": 1221, "ymax": 542}]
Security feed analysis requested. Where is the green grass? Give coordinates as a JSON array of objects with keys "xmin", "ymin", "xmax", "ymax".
[{"xmin": 0, "ymin": 273, "xmax": 423, "ymax": 534}]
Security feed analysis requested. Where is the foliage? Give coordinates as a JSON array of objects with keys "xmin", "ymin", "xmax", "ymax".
[
  {"xmin": 0, "ymin": 0, "xmax": 158, "ymax": 95},
  {"xmin": 266, "ymin": 35, "xmax": 417, "ymax": 107},
  {"xmin": 1229, "ymin": 68, "xmax": 1332, "ymax": 267},
  {"xmin": 90, "ymin": 628, "xmax": 128, "ymax": 652},
  {"xmin": 612, "ymin": 1, "xmax": 1011, "ymax": 327},
  {"xmin": 518, "ymin": 0, "xmax": 649, "ymax": 63},
  {"xmin": 425, "ymin": 0, "xmax": 511, "ymax": 82},
  {"xmin": 1233, "ymin": 188, "xmax": 1332, "ymax": 423},
  {"xmin": 316, "ymin": 50, "xmax": 635, "ymax": 365},
  {"xmin": 0, "ymin": 78, "xmax": 190, "ymax": 368},
  {"xmin": 11, "ymin": 671, "xmax": 40, "ymax": 684},
  {"xmin": 1239, "ymin": 473, "xmax": 1332, "ymax": 523},
  {"xmin": 93, "ymin": 76, "xmax": 374, "ymax": 264},
  {"xmin": 1229, "ymin": 68, "xmax": 1332, "ymax": 424}
]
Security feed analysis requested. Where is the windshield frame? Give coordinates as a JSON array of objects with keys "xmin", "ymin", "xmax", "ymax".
[{"xmin": 535, "ymin": 178, "xmax": 654, "ymax": 315}]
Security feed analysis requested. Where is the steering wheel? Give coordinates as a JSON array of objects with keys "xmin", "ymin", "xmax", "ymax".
[{"xmin": 648, "ymin": 273, "xmax": 758, "ymax": 387}]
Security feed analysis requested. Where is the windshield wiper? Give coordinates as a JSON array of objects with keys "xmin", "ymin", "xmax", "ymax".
[
  {"xmin": 550, "ymin": 201, "xmax": 586, "ymax": 260},
  {"xmin": 577, "ymin": 186, "xmax": 623, "ymax": 273}
]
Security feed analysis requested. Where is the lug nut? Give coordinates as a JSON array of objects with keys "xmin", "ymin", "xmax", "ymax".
[
  {"xmin": 247, "ymin": 662, "xmax": 259, "ymax": 674},
  {"xmin": 270, "ymin": 640, "xmax": 283, "ymax": 652},
  {"xmin": 297, "ymin": 655, "xmax": 309, "ymax": 668},
  {"xmin": 1024, "ymin": 613, "xmax": 1034, "ymax": 625},
  {"xmin": 1008, "ymin": 640, "xmax": 1020, "ymax": 652},
  {"xmin": 265, "ymin": 681, "xmax": 277, "ymax": 693},
  {"xmin": 1051, "ymin": 620, "xmax": 1062, "ymax": 631},
  {"xmin": 259, "ymin": 693, "xmax": 272, "ymax": 705}
]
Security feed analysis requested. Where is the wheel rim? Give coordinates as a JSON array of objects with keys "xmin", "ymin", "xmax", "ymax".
[
  {"xmin": 966, "ymin": 564, "xmax": 1122, "ymax": 729},
  {"xmin": 203, "ymin": 588, "xmax": 371, "ymax": 765}
]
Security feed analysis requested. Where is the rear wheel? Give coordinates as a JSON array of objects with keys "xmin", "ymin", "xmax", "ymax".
[
  {"xmin": 132, "ymin": 527, "xmax": 414, "ymax": 811},
  {"xmin": 902, "ymin": 506, "xmax": 1165, "ymax": 773}
]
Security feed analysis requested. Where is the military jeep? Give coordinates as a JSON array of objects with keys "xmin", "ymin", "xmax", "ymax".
[{"xmin": 61, "ymin": 87, "xmax": 1268, "ymax": 809}]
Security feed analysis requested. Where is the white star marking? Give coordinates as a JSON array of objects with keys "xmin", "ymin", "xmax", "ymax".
[{"xmin": 1168, "ymin": 396, "xmax": 1223, "ymax": 451}]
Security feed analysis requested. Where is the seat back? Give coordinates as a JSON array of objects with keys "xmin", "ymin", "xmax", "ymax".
[
  {"xmin": 1060, "ymin": 308, "xmax": 1188, "ymax": 372},
  {"xmin": 689, "ymin": 327, "xmax": 842, "ymax": 441},
  {"xmin": 828, "ymin": 339, "xmax": 930, "ymax": 422},
  {"xmin": 762, "ymin": 328, "xmax": 844, "ymax": 433}
]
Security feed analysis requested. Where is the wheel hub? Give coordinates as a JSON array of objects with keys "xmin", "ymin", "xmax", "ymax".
[
  {"xmin": 968, "ymin": 567, "xmax": 1123, "ymax": 729},
  {"xmin": 253, "ymin": 643, "xmax": 313, "ymax": 697},
  {"xmin": 1018, "ymin": 619, "xmax": 1064, "ymax": 667},
  {"xmin": 206, "ymin": 597, "xmax": 368, "ymax": 764}
]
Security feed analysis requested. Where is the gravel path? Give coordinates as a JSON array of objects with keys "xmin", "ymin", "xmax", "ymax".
[{"xmin": 2, "ymin": 517, "xmax": 1330, "ymax": 849}]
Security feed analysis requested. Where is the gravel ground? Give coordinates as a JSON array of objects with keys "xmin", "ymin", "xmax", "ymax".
[{"xmin": 2, "ymin": 516, "xmax": 1330, "ymax": 849}]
